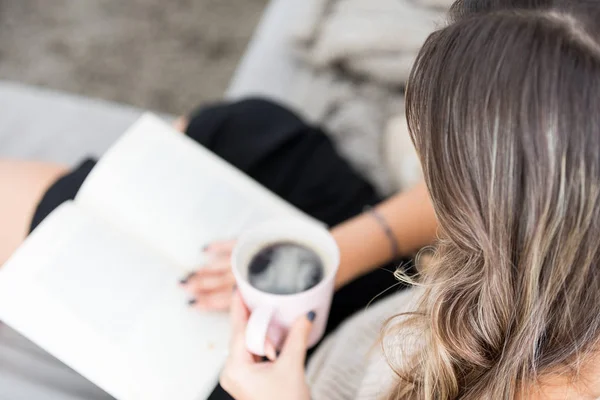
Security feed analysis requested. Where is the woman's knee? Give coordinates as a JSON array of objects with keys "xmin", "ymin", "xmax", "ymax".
[
  {"xmin": 0, "ymin": 160, "xmax": 67, "ymax": 265},
  {"xmin": 185, "ymin": 97, "xmax": 307, "ymax": 145}
]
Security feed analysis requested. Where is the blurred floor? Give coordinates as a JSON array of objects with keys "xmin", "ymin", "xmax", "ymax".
[{"xmin": 0, "ymin": 0, "xmax": 268, "ymax": 115}]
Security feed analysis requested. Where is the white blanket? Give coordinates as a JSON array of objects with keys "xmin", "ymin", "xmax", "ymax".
[
  {"xmin": 290, "ymin": 0, "xmax": 450, "ymax": 193},
  {"xmin": 293, "ymin": 0, "xmax": 446, "ymax": 85}
]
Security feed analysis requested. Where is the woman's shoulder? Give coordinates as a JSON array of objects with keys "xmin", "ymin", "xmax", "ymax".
[
  {"xmin": 336, "ymin": 285, "xmax": 423, "ymax": 340},
  {"xmin": 307, "ymin": 287, "xmax": 424, "ymax": 400},
  {"xmin": 345, "ymin": 286, "xmax": 425, "ymax": 330}
]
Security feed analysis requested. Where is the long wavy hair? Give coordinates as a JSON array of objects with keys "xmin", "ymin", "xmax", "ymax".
[{"xmin": 385, "ymin": 1, "xmax": 600, "ymax": 398}]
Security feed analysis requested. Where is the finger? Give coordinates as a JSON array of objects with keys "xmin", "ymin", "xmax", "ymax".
[
  {"xmin": 229, "ymin": 292, "xmax": 255, "ymax": 364},
  {"xmin": 264, "ymin": 339, "xmax": 277, "ymax": 362},
  {"xmin": 204, "ymin": 239, "xmax": 237, "ymax": 254},
  {"xmin": 178, "ymin": 271, "xmax": 196, "ymax": 285},
  {"xmin": 172, "ymin": 116, "xmax": 189, "ymax": 133},
  {"xmin": 183, "ymin": 259, "xmax": 230, "ymax": 279},
  {"xmin": 199, "ymin": 258, "xmax": 231, "ymax": 272},
  {"xmin": 200, "ymin": 250, "xmax": 233, "ymax": 269},
  {"xmin": 230, "ymin": 291, "xmax": 249, "ymax": 334},
  {"xmin": 194, "ymin": 290, "xmax": 234, "ymax": 311},
  {"xmin": 279, "ymin": 311, "xmax": 315, "ymax": 365},
  {"xmin": 185, "ymin": 271, "xmax": 235, "ymax": 293},
  {"xmin": 179, "ymin": 259, "xmax": 231, "ymax": 288}
]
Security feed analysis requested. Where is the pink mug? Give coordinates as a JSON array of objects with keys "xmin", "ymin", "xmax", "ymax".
[{"xmin": 231, "ymin": 218, "xmax": 340, "ymax": 357}]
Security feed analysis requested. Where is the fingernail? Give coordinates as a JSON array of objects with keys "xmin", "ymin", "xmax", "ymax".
[
  {"xmin": 179, "ymin": 272, "xmax": 195, "ymax": 285},
  {"xmin": 265, "ymin": 342, "xmax": 277, "ymax": 361},
  {"xmin": 188, "ymin": 298, "xmax": 197, "ymax": 306},
  {"xmin": 307, "ymin": 311, "xmax": 316, "ymax": 322}
]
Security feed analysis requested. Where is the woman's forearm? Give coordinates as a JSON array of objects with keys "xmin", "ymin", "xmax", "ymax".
[{"xmin": 332, "ymin": 181, "xmax": 437, "ymax": 288}]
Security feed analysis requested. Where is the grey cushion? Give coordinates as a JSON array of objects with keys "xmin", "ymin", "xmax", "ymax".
[
  {"xmin": 226, "ymin": 0, "xmax": 321, "ymax": 120},
  {"xmin": 0, "ymin": 80, "xmax": 171, "ymax": 165},
  {"xmin": 0, "ymin": 325, "xmax": 113, "ymax": 400}
]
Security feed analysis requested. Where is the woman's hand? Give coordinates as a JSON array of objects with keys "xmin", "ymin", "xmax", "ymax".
[
  {"xmin": 220, "ymin": 293, "xmax": 313, "ymax": 400},
  {"xmin": 180, "ymin": 240, "xmax": 237, "ymax": 311}
]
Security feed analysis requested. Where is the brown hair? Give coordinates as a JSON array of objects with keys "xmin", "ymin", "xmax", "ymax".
[
  {"xmin": 449, "ymin": 0, "xmax": 555, "ymax": 19},
  {"xmin": 385, "ymin": 2, "xmax": 600, "ymax": 398}
]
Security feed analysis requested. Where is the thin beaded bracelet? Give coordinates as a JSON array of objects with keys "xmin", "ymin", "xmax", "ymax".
[{"xmin": 364, "ymin": 206, "xmax": 400, "ymax": 258}]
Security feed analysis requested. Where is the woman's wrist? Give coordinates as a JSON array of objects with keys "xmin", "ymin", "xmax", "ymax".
[
  {"xmin": 364, "ymin": 206, "xmax": 400, "ymax": 259},
  {"xmin": 331, "ymin": 228, "xmax": 355, "ymax": 289},
  {"xmin": 330, "ymin": 183, "xmax": 438, "ymax": 290},
  {"xmin": 331, "ymin": 213, "xmax": 397, "ymax": 289}
]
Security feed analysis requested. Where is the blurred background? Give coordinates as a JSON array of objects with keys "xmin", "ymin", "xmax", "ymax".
[
  {"xmin": 0, "ymin": 0, "xmax": 446, "ymax": 194},
  {"xmin": 0, "ymin": 0, "xmax": 268, "ymax": 114}
]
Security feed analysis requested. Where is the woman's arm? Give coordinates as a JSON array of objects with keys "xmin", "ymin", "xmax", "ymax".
[
  {"xmin": 183, "ymin": 181, "xmax": 438, "ymax": 309},
  {"xmin": 332, "ymin": 181, "xmax": 437, "ymax": 288}
]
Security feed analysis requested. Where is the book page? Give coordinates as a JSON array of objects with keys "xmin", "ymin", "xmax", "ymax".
[
  {"xmin": 0, "ymin": 202, "xmax": 229, "ymax": 400},
  {"xmin": 75, "ymin": 113, "xmax": 318, "ymax": 269}
]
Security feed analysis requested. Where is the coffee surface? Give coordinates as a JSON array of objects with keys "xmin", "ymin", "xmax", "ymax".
[{"xmin": 248, "ymin": 242, "xmax": 324, "ymax": 295}]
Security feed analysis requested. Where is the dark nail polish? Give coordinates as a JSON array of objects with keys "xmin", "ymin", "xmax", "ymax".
[
  {"xmin": 307, "ymin": 311, "xmax": 316, "ymax": 322},
  {"xmin": 180, "ymin": 272, "xmax": 195, "ymax": 284},
  {"xmin": 188, "ymin": 298, "xmax": 197, "ymax": 306}
]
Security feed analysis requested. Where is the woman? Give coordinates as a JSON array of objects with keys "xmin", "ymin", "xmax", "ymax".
[
  {"xmin": 0, "ymin": 18, "xmax": 437, "ymax": 400},
  {"xmin": 0, "ymin": 56, "xmax": 438, "ymax": 323},
  {"xmin": 5, "ymin": 1, "xmax": 599, "ymax": 400},
  {"xmin": 219, "ymin": 1, "xmax": 600, "ymax": 399}
]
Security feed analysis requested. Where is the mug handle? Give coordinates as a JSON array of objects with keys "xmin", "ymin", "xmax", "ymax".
[{"xmin": 245, "ymin": 306, "xmax": 274, "ymax": 356}]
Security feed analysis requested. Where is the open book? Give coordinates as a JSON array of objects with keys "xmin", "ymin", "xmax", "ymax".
[{"xmin": 0, "ymin": 114, "xmax": 315, "ymax": 400}]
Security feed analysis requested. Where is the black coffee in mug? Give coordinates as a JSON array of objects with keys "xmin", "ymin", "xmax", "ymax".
[{"xmin": 247, "ymin": 242, "xmax": 325, "ymax": 295}]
